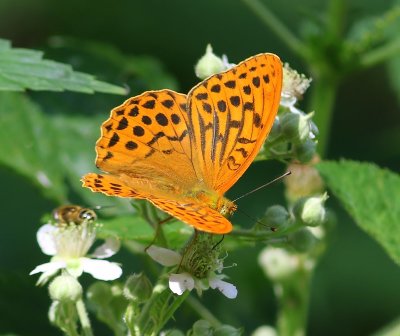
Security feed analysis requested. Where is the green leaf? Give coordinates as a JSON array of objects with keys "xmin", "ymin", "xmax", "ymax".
[
  {"xmin": 98, "ymin": 214, "xmax": 191, "ymax": 247},
  {"xmin": 0, "ymin": 38, "xmax": 127, "ymax": 94},
  {"xmin": 49, "ymin": 113, "xmax": 130, "ymax": 209},
  {"xmin": 0, "ymin": 92, "xmax": 130, "ymax": 206},
  {"xmin": 46, "ymin": 37, "xmax": 179, "ymax": 92},
  {"xmin": 0, "ymin": 92, "xmax": 68, "ymax": 201},
  {"xmin": 98, "ymin": 215, "xmax": 154, "ymax": 242},
  {"xmin": 317, "ymin": 160, "xmax": 400, "ymax": 265}
]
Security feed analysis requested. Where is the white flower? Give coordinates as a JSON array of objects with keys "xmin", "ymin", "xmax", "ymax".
[
  {"xmin": 146, "ymin": 245, "xmax": 237, "ymax": 299},
  {"xmin": 280, "ymin": 63, "xmax": 317, "ymax": 139},
  {"xmin": 281, "ymin": 63, "xmax": 312, "ymax": 106},
  {"xmin": 30, "ymin": 222, "xmax": 122, "ymax": 285}
]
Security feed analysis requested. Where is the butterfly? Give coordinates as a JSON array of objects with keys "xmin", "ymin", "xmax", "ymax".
[{"xmin": 82, "ymin": 53, "xmax": 282, "ymax": 234}]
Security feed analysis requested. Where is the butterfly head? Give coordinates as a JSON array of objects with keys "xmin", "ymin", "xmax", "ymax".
[{"xmin": 216, "ymin": 197, "xmax": 237, "ymax": 219}]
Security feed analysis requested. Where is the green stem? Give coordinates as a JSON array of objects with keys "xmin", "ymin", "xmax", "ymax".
[
  {"xmin": 137, "ymin": 282, "xmax": 190, "ymax": 335},
  {"xmin": 240, "ymin": 0, "xmax": 305, "ymax": 56},
  {"xmin": 307, "ymin": 74, "xmax": 338, "ymax": 157},
  {"xmin": 275, "ymin": 262, "xmax": 311, "ymax": 336},
  {"xmin": 326, "ymin": 0, "xmax": 345, "ymax": 39},
  {"xmin": 186, "ymin": 295, "xmax": 222, "ymax": 328},
  {"xmin": 360, "ymin": 37, "xmax": 400, "ymax": 68},
  {"xmin": 64, "ymin": 303, "xmax": 80, "ymax": 336},
  {"xmin": 76, "ymin": 299, "xmax": 94, "ymax": 336}
]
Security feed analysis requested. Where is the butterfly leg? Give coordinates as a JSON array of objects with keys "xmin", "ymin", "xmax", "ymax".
[
  {"xmin": 212, "ymin": 234, "xmax": 225, "ymax": 250},
  {"xmin": 144, "ymin": 215, "xmax": 174, "ymax": 252}
]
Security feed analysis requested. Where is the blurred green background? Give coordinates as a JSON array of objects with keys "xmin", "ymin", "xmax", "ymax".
[{"xmin": 1, "ymin": 0, "xmax": 400, "ymax": 335}]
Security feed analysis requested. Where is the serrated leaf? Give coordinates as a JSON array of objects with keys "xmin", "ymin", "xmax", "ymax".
[
  {"xmin": 0, "ymin": 38, "xmax": 126, "ymax": 94},
  {"xmin": 317, "ymin": 160, "xmax": 400, "ymax": 265},
  {"xmin": 46, "ymin": 37, "xmax": 179, "ymax": 92}
]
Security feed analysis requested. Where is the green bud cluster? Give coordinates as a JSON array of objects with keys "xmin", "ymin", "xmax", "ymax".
[
  {"xmin": 277, "ymin": 112, "xmax": 317, "ymax": 163},
  {"xmin": 259, "ymin": 193, "xmax": 327, "ymax": 244}
]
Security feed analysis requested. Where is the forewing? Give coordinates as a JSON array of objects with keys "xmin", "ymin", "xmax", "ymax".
[
  {"xmin": 187, "ymin": 53, "xmax": 283, "ymax": 194},
  {"xmin": 95, "ymin": 90, "xmax": 197, "ymax": 189}
]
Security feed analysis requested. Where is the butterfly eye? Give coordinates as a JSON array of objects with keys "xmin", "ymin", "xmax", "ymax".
[{"xmin": 78, "ymin": 209, "xmax": 97, "ymax": 222}]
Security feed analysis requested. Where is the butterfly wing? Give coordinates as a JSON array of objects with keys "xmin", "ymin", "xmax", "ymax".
[
  {"xmin": 82, "ymin": 173, "xmax": 232, "ymax": 234},
  {"xmin": 94, "ymin": 90, "xmax": 198, "ymax": 191},
  {"xmin": 187, "ymin": 53, "xmax": 282, "ymax": 194},
  {"xmin": 82, "ymin": 89, "xmax": 231, "ymax": 233}
]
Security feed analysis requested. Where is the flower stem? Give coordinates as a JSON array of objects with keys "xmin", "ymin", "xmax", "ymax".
[
  {"xmin": 275, "ymin": 263, "xmax": 311, "ymax": 336},
  {"xmin": 307, "ymin": 75, "xmax": 338, "ymax": 156},
  {"xmin": 76, "ymin": 299, "xmax": 94, "ymax": 336},
  {"xmin": 186, "ymin": 295, "xmax": 222, "ymax": 328},
  {"xmin": 137, "ymin": 282, "xmax": 189, "ymax": 334},
  {"xmin": 240, "ymin": 0, "xmax": 305, "ymax": 56},
  {"xmin": 360, "ymin": 37, "xmax": 400, "ymax": 69}
]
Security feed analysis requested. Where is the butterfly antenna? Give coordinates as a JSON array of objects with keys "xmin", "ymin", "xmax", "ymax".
[
  {"xmin": 232, "ymin": 171, "xmax": 291, "ymax": 202},
  {"xmin": 236, "ymin": 208, "xmax": 276, "ymax": 231}
]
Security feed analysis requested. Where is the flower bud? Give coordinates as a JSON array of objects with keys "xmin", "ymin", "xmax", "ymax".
[
  {"xmin": 280, "ymin": 112, "xmax": 311, "ymax": 144},
  {"xmin": 284, "ymin": 157, "xmax": 325, "ymax": 202},
  {"xmin": 86, "ymin": 282, "xmax": 113, "ymax": 306},
  {"xmin": 262, "ymin": 205, "xmax": 291, "ymax": 232},
  {"xmin": 123, "ymin": 273, "xmax": 153, "ymax": 303},
  {"xmin": 258, "ymin": 247, "xmax": 299, "ymax": 281},
  {"xmin": 252, "ymin": 326, "xmax": 278, "ymax": 336},
  {"xmin": 49, "ymin": 274, "xmax": 82, "ymax": 302},
  {"xmin": 191, "ymin": 320, "xmax": 213, "ymax": 335},
  {"xmin": 214, "ymin": 325, "xmax": 242, "ymax": 336},
  {"xmin": 266, "ymin": 117, "xmax": 281, "ymax": 142},
  {"xmin": 293, "ymin": 193, "xmax": 328, "ymax": 227},
  {"xmin": 195, "ymin": 44, "xmax": 225, "ymax": 79},
  {"xmin": 288, "ymin": 228, "xmax": 317, "ymax": 253},
  {"xmin": 293, "ymin": 139, "xmax": 317, "ymax": 163}
]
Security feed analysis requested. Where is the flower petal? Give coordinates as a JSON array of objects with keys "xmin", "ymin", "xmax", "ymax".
[
  {"xmin": 169, "ymin": 273, "xmax": 194, "ymax": 295},
  {"xmin": 30, "ymin": 260, "xmax": 66, "ymax": 275},
  {"xmin": 81, "ymin": 258, "xmax": 122, "ymax": 281},
  {"xmin": 36, "ymin": 224, "xmax": 58, "ymax": 256},
  {"xmin": 91, "ymin": 237, "xmax": 120, "ymax": 259},
  {"xmin": 209, "ymin": 278, "xmax": 238, "ymax": 299},
  {"xmin": 146, "ymin": 246, "xmax": 182, "ymax": 266}
]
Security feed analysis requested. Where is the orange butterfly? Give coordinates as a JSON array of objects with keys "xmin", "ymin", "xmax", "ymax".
[{"xmin": 82, "ymin": 53, "xmax": 282, "ymax": 234}]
